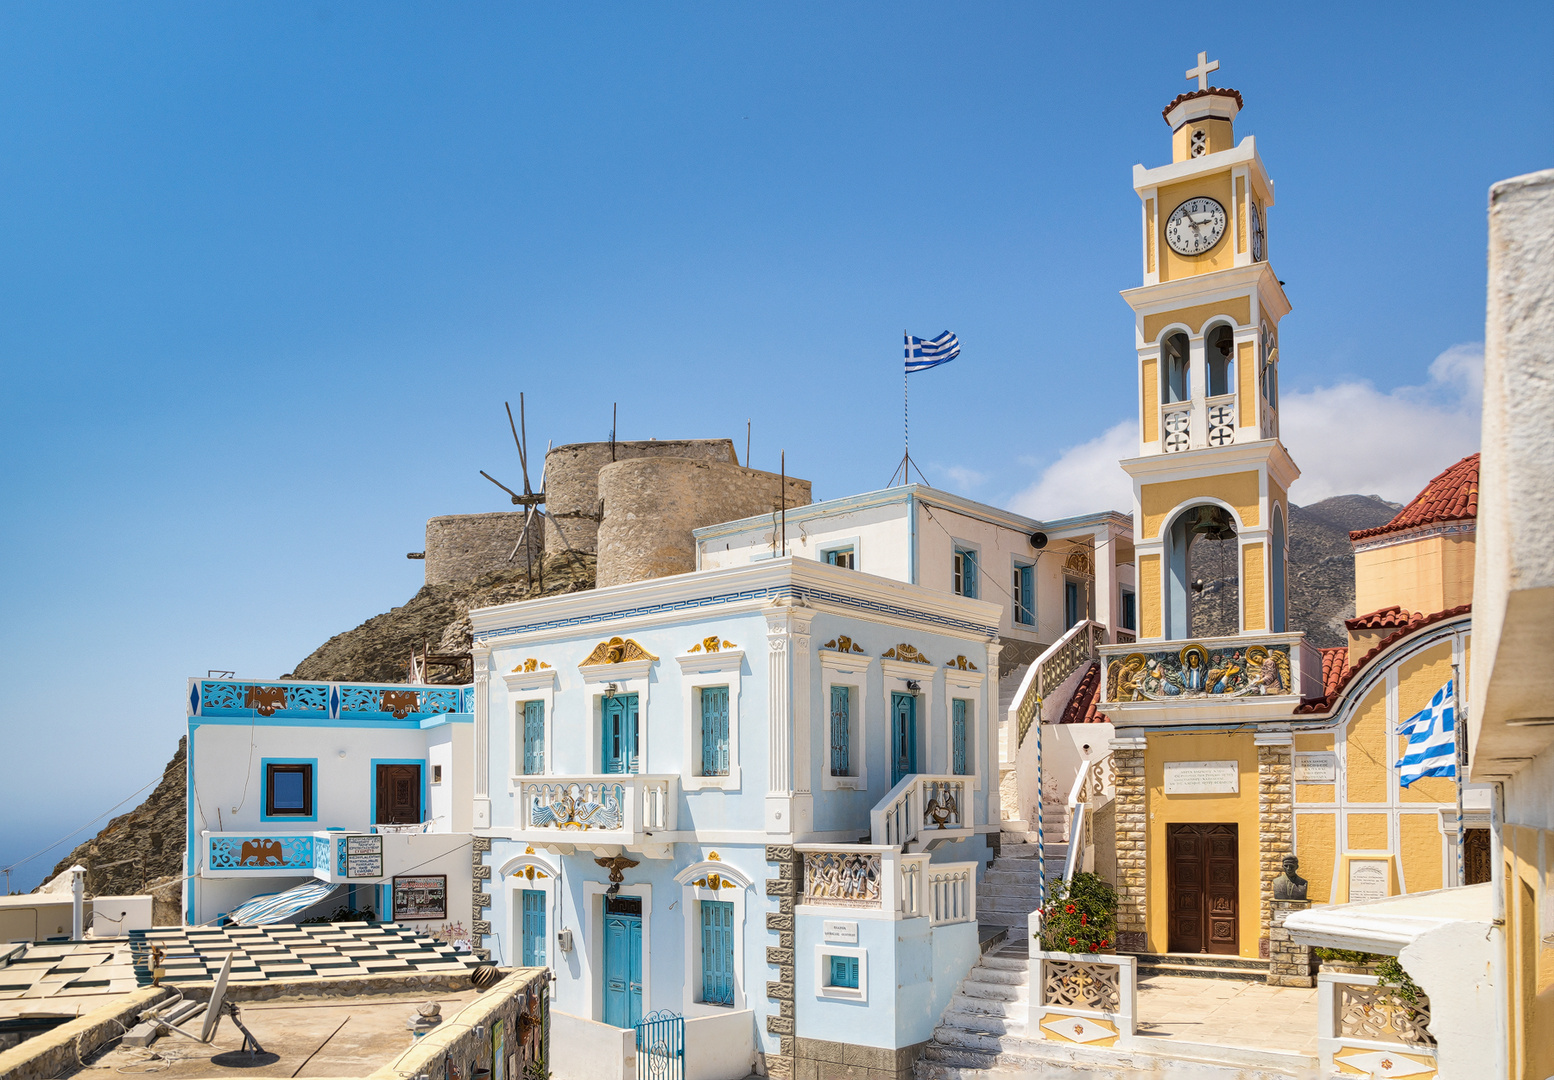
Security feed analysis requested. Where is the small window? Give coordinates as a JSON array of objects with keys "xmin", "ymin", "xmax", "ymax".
[
  {"xmin": 830, "ymin": 685, "xmax": 852, "ymax": 776},
  {"xmin": 1012, "ymin": 563, "xmax": 1035, "ymax": 626},
  {"xmin": 828, "ymin": 955, "xmax": 859, "ymax": 990},
  {"xmin": 522, "ymin": 701, "xmax": 545, "ymax": 775},
  {"xmin": 1207, "ymin": 325, "xmax": 1234, "ymax": 398},
  {"xmin": 951, "ymin": 699, "xmax": 972, "ymax": 776},
  {"xmin": 823, "ymin": 546, "xmax": 856, "ymax": 569},
  {"xmin": 1121, "ymin": 590, "xmax": 1137, "ymax": 632},
  {"xmin": 953, "ymin": 547, "xmax": 979, "ymax": 599},
  {"xmin": 265, "ymin": 763, "xmax": 313, "ymax": 818},
  {"xmin": 1163, "ymin": 332, "xmax": 1190, "ymax": 403},
  {"xmin": 432, "ymin": 764, "xmax": 443, "ymax": 784},
  {"xmin": 700, "ymin": 686, "xmax": 730, "ymax": 777}
]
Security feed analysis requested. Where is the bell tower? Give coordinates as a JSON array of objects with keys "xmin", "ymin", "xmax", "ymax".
[{"xmin": 1120, "ymin": 54, "xmax": 1299, "ymax": 642}]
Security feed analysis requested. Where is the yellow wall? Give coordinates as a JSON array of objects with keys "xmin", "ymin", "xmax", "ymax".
[
  {"xmin": 1143, "ymin": 731, "xmax": 1261, "ymax": 958},
  {"xmin": 1139, "ymin": 553, "xmax": 1162, "ymax": 638},
  {"xmin": 1399, "ymin": 813, "xmax": 1442, "ymax": 893},
  {"xmin": 1294, "ymin": 732, "xmax": 1336, "ymax": 804},
  {"xmin": 1141, "ymin": 471, "xmax": 1261, "ymax": 539},
  {"xmin": 1352, "ymin": 533, "xmax": 1477, "ymax": 617},
  {"xmin": 1296, "ymin": 812, "xmax": 1337, "ymax": 903},
  {"xmin": 1141, "ymin": 356, "xmax": 1159, "ymax": 443},
  {"xmin": 1398, "ymin": 641, "xmax": 1458, "ymax": 804},
  {"xmin": 1348, "ymin": 813, "xmax": 1389, "ymax": 850},
  {"xmin": 1344, "ymin": 682, "xmax": 1390, "ymax": 804},
  {"xmin": 1171, "ymin": 118, "xmax": 1235, "ymax": 162},
  {"xmin": 1237, "ymin": 341, "xmax": 1256, "ymax": 427},
  {"xmin": 1158, "ymin": 174, "xmax": 1237, "ymax": 281},
  {"xmin": 1504, "ymin": 824, "xmax": 1554, "ymax": 1080},
  {"xmin": 1142, "ymin": 295, "xmax": 1251, "ymax": 343},
  {"xmin": 1242, "ymin": 541, "xmax": 1265, "ymax": 631}
]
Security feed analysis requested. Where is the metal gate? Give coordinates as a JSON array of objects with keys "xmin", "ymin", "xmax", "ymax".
[{"xmin": 635, "ymin": 1010, "xmax": 683, "ymax": 1080}]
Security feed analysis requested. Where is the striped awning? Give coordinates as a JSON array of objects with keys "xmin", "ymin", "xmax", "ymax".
[{"xmin": 226, "ymin": 880, "xmax": 339, "ymax": 926}]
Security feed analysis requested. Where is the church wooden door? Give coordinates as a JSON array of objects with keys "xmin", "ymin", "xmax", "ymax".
[{"xmin": 1167, "ymin": 823, "xmax": 1238, "ymax": 955}]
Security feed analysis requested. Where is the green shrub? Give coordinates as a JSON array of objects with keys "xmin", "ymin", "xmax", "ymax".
[
  {"xmin": 1375, "ymin": 957, "xmax": 1424, "ymax": 1006},
  {"xmin": 1313, "ymin": 947, "xmax": 1386, "ymax": 965},
  {"xmin": 301, "ymin": 905, "xmax": 377, "ymax": 925},
  {"xmin": 1035, "ymin": 872, "xmax": 1117, "ymax": 954}
]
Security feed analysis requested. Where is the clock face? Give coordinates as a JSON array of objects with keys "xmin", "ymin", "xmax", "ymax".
[
  {"xmin": 1165, "ymin": 197, "xmax": 1227, "ymax": 256},
  {"xmin": 1250, "ymin": 202, "xmax": 1265, "ymax": 261}
]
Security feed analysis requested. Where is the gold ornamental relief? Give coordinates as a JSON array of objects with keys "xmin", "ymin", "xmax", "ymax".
[
  {"xmin": 882, "ymin": 644, "xmax": 931, "ymax": 665},
  {"xmin": 512, "ymin": 658, "xmax": 552, "ymax": 673},
  {"xmin": 581, "ymin": 636, "xmax": 659, "ymax": 665},
  {"xmin": 1064, "ymin": 549, "xmax": 1095, "ymax": 577},
  {"xmin": 687, "ymin": 636, "xmax": 738, "ymax": 653},
  {"xmin": 821, "ymin": 635, "xmax": 867, "ymax": 655},
  {"xmin": 946, "ymin": 655, "xmax": 978, "ymax": 671}
]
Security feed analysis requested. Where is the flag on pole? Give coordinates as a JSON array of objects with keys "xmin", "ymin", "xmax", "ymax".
[
  {"xmin": 1395, "ymin": 679, "xmax": 1456, "ymax": 788},
  {"xmin": 905, "ymin": 331, "xmax": 960, "ymax": 373}
]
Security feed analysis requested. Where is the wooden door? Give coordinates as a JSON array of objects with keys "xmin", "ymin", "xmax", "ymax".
[
  {"xmin": 521, "ymin": 889, "xmax": 546, "ymax": 967},
  {"xmin": 601, "ymin": 694, "xmax": 639, "ymax": 775},
  {"xmin": 603, "ymin": 896, "xmax": 643, "ymax": 1028},
  {"xmin": 375, "ymin": 763, "xmax": 422, "ymax": 824},
  {"xmin": 1166, "ymin": 822, "xmax": 1238, "ymax": 955},
  {"xmin": 891, "ymin": 692, "xmax": 917, "ymax": 785}
]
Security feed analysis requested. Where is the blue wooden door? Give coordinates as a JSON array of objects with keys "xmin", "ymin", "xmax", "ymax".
[
  {"xmin": 520, "ymin": 889, "xmax": 546, "ymax": 967},
  {"xmin": 891, "ymin": 692, "xmax": 917, "ymax": 785},
  {"xmin": 700, "ymin": 899, "xmax": 734, "ymax": 1006},
  {"xmin": 604, "ymin": 899, "xmax": 643, "ymax": 1028},
  {"xmin": 602, "ymin": 694, "xmax": 639, "ymax": 775}
]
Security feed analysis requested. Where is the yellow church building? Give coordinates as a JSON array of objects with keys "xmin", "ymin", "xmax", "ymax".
[{"xmin": 1090, "ymin": 63, "xmax": 1483, "ymax": 968}]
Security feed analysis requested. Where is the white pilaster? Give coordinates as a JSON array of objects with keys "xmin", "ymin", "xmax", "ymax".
[
  {"xmin": 765, "ymin": 601, "xmax": 814, "ymax": 836},
  {"xmin": 473, "ymin": 644, "xmax": 492, "ymax": 828}
]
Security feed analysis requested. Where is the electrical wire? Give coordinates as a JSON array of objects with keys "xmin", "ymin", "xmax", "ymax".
[{"xmin": 3, "ymin": 776, "xmax": 164, "ymax": 877}]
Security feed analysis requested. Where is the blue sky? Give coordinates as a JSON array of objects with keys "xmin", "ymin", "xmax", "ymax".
[{"xmin": 2, "ymin": 4, "xmax": 1549, "ymax": 890}]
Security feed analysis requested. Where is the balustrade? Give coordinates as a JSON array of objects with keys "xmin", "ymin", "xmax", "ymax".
[
  {"xmin": 516, "ymin": 775, "xmax": 678, "ymax": 843},
  {"xmin": 795, "ymin": 845, "xmax": 935, "ymax": 919},
  {"xmin": 870, "ymin": 774, "xmax": 970, "ymax": 851},
  {"xmin": 1010, "ymin": 620, "xmax": 1105, "ymax": 749},
  {"xmin": 1317, "ymin": 971, "xmax": 1437, "ymax": 1075},
  {"xmin": 926, "ymin": 862, "xmax": 976, "ymax": 926}
]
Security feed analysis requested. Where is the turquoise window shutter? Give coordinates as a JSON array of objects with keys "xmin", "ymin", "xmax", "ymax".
[
  {"xmin": 952, "ymin": 699, "xmax": 969, "ymax": 775},
  {"xmin": 964, "ymin": 549, "xmax": 978, "ymax": 598},
  {"xmin": 829, "ymin": 955, "xmax": 859, "ymax": 989},
  {"xmin": 830, "ymin": 685, "xmax": 850, "ymax": 776},
  {"xmin": 700, "ymin": 686, "xmax": 730, "ymax": 776},
  {"xmin": 521, "ymin": 889, "xmax": 546, "ymax": 966},
  {"xmin": 701, "ymin": 899, "xmax": 735, "ymax": 1005},
  {"xmin": 523, "ymin": 701, "xmax": 544, "ymax": 775}
]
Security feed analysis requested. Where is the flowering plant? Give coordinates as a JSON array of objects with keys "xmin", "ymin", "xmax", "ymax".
[{"xmin": 1036, "ymin": 872, "xmax": 1117, "ymax": 954}]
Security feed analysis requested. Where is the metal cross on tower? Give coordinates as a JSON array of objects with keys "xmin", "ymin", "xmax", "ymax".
[{"xmin": 1185, "ymin": 50, "xmax": 1220, "ymax": 91}]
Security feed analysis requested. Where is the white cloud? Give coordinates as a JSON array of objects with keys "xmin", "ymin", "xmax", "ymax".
[
  {"xmin": 934, "ymin": 464, "xmax": 989, "ymax": 493},
  {"xmin": 1008, "ymin": 344, "xmax": 1484, "ymax": 518}
]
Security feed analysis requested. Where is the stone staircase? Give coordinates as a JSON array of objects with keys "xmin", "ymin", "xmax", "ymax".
[
  {"xmin": 1134, "ymin": 951, "xmax": 1271, "ymax": 981},
  {"xmin": 920, "ymin": 940, "xmax": 1031, "ymax": 1075},
  {"xmin": 976, "ymin": 837, "xmax": 1064, "ymax": 930}
]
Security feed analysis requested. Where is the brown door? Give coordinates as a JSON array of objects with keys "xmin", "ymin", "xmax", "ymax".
[
  {"xmin": 1167, "ymin": 823, "xmax": 1239, "ymax": 955},
  {"xmin": 1465, "ymin": 828, "xmax": 1492, "ymax": 885},
  {"xmin": 376, "ymin": 764, "xmax": 422, "ymax": 825}
]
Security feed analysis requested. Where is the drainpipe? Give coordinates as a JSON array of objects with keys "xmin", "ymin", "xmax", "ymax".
[{"xmin": 69, "ymin": 865, "xmax": 87, "ymax": 940}]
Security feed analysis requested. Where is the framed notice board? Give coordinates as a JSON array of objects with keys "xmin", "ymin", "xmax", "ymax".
[{"xmin": 393, "ymin": 874, "xmax": 448, "ymax": 920}]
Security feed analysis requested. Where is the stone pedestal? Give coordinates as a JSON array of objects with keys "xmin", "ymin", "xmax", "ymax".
[{"xmin": 1267, "ymin": 899, "xmax": 1316, "ymax": 987}]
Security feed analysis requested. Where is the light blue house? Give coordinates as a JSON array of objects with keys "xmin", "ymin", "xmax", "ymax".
[{"xmin": 469, "ymin": 555, "xmax": 1004, "ymax": 1080}]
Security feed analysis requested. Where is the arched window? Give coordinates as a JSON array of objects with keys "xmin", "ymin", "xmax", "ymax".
[
  {"xmin": 1206, "ymin": 325, "xmax": 1235, "ymax": 398},
  {"xmin": 1271, "ymin": 506, "xmax": 1288, "ymax": 632},
  {"xmin": 1163, "ymin": 332, "xmax": 1190, "ymax": 403},
  {"xmin": 1166, "ymin": 503, "xmax": 1240, "ymax": 639}
]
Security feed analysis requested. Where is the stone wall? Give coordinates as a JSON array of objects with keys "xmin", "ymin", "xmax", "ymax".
[
  {"xmin": 763, "ymin": 844, "xmax": 801, "ymax": 1079},
  {"xmin": 1257, "ymin": 739, "xmax": 1294, "ymax": 957},
  {"xmin": 543, "ymin": 439, "xmax": 739, "ymax": 559},
  {"xmin": 1267, "ymin": 899, "xmax": 1316, "ymax": 987},
  {"xmin": 423, "ymin": 512, "xmax": 543, "ymax": 585},
  {"xmin": 596, "ymin": 457, "xmax": 811, "ymax": 588},
  {"xmin": 1111, "ymin": 740, "xmax": 1147, "ymax": 953}
]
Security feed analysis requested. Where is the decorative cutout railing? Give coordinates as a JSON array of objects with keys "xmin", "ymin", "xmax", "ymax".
[
  {"xmin": 1162, "ymin": 407, "xmax": 1191, "ymax": 453},
  {"xmin": 207, "ymin": 834, "xmax": 315, "ymax": 871},
  {"xmin": 1041, "ymin": 958, "xmax": 1121, "ymax": 1012},
  {"xmin": 516, "ymin": 775, "xmax": 678, "ymax": 838},
  {"xmin": 1027, "ymin": 948, "xmax": 1138, "ymax": 1043},
  {"xmin": 1012, "ymin": 620, "xmax": 1105, "ymax": 748},
  {"xmin": 927, "ymin": 862, "xmax": 976, "ymax": 926},
  {"xmin": 192, "ymin": 678, "xmax": 471, "ymax": 722},
  {"xmin": 870, "ymin": 774, "xmax": 970, "ymax": 850},
  {"xmin": 1335, "ymin": 980, "xmax": 1435, "ymax": 1047}
]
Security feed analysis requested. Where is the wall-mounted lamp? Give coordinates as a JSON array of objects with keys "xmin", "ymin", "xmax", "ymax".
[
  {"xmin": 906, "ymin": 680, "xmax": 921, "ymax": 692},
  {"xmin": 605, "ymin": 683, "xmax": 619, "ymax": 695}
]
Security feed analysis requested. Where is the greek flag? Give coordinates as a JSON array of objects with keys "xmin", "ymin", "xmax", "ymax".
[
  {"xmin": 905, "ymin": 331, "xmax": 960, "ymax": 373},
  {"xmin": 1395, "ymin": 679, "xmax": 1457, "ymax": 788}
]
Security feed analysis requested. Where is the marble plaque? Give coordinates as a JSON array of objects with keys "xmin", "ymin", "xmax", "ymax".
[
  {"xmin": 1163, "ymin": 760, "xmax": 1239, "ymax": 794},
  {"xmin": 1348, "ymin": 859, "xmax": 1389, "ymax": 902},
  {"xmin": 1293, "ymin": 753, "xmax": 1337, "ymax": 782},
  {"xmin": 823, "ymin": 920, "xmax": 858, "ymax": 944}
]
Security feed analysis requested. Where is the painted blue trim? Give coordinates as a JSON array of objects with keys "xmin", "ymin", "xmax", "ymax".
[
  {"xmin": 259, "ymin": 758, "xmax": 319, "ymax": 823},
  {"xmin": 369, "ymin": 758, "xmax": 429, "ymax": 825},
  {"xmin": 907, "ymin": 492, "xmax": 918, "ymax": 586},
  {"xmin": 474, "ymin": 581, "xmax": 997, "ymax": 645},
  {"xmin": 186, "ymin": 720, "xmax": 197, "ymax": 925},
  {"xmin": 188, "ymin": 714, "xmax": 469, "ymax": 731}
]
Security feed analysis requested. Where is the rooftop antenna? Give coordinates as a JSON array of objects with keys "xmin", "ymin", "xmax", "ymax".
[
  {"xmin": 746, "ymin": 419, "xmax": 751, "ymax": 468},
  {"xmin": 611, "ymin": 403, "xmax": 618, "ymax": 462},
  {"xmin": 780, "ymin": 450, "xmax": 787, "ymax": 556}
]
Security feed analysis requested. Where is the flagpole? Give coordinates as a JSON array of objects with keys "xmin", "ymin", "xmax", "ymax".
[{"xmin": 1452, "ymin": 661, "xmax": 1465, "ymax": 886}]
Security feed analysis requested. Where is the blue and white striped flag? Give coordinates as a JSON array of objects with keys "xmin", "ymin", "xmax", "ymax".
[
  {"xmin": 905, "ymin": 331, "xmax": 960, "ymax": 373},
  {"xmin": 1395, "ymin": 679, "xmax": 1457, "ymax": 788}
]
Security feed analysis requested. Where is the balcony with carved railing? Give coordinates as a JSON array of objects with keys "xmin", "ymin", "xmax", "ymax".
[
  {"xmin": 189, "ymin": 677, "xmax": 472, "ymax": 724},
  {"xmin": 201, "ymin": 828, "xmax": 465, "ymax": 884},
  {"xmin": 1098, "ymin": 633, "xmax": 1321, "ymax": 724},
  {"xmin": 1317, "ymin": 972, "xmax": 1436, "ymax": 1077},
  {"xmin": 870, "ymin": 774, "xmax": 972, "ymax": 852},
  {"xmin": 511, "ymin": 774, "xmax": 679, "ymax": 852}
]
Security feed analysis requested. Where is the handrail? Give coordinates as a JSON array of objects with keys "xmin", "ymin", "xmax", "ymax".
[
  {"xmin": 1010, "ymin": 619, "xmax": 1106, "ymax": 748},
  {"xmin": 1062, "ymin": 802, "xmax": 1085, "ymax": 883},
  {"xmin": 870, "ymin": 773, "xmax": 969, "ymax": 849}
]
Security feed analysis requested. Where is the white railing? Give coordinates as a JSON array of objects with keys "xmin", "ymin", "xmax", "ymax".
[
  {"xmin": 516, "ymin": 774, "xmax": 678, "ymax": 842},
  {"xmin": 1317, "ymin": 972, "xmax": 1436, "ymax": 1076},
  {"xmin": 1161, "ymin": 406, "xmax": 1191, "ymax": 453},
  {"xmin": 1062, "ymin": 752, "xmax": 1112, "ymax": 882},
  {"xmin": 927, "ymin": 862, "xmax": 977, "ymax": 926},
  {"xmin": 1027, "ymin": 946, "xmax": 1138, "ymax": 1045},
  {"xmin": 870, "ymin": 774, "xmax": 971, "ymax": 851},
  {"xmin": 1009, "ymin": 620, "xmax": 1105, "ymax": 750},
  {"xmin": 796, "ymin": 844, "xmax": 929, "ymax": 918}
]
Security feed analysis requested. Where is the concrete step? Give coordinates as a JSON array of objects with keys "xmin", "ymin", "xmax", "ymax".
[
  {"xmin": 939, "ymin": 1009, "xmax": 1027, "ymax": 1038},
  {"xmin": 957, "ymin": 978, "xmax": 1024, "ymax": 1003},
  {"xmin": 973, "ymin": 910, "xmax": 1031, "ymax": 928},
  {"xmin": 993, "ymin": 842, "xmax": 1058, "ymax": 859},
  {"xmin": 964, "ymin": 965, "xmax": 1025, "ymax": 987},
  {"xmin": 919, "ymin": 1042, "xmax": 1000, "ymax": 1072},
  {"xmin": 981, "ymin": 868, "xmax": 1046, "ymax": 885},
  {"xmin": 977, "ymin": 955, "xmax": 1028, "ymax": 973},
  {"xmin": 929, "ymin": 1025, "xmax": 1009, "ymax": 1055},
  {"xmin": 977, "ymin": 883, "xmax": 1043, "ymax": 900},
  {"xmin": 948, "ymin": 992, "xmax": 1024, "ymax": 1019},
  {"xmin": 1137, "ymin": 960, "xmax": 1269, "ymax": 982}
]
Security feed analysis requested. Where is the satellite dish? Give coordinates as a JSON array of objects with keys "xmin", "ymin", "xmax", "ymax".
[
  {"xmin": 200, "ymin": 951, "xmax": 234, "ymax": 1042},
  {"xmin": 1030, "ymin": 532, "xmax": 1048, "ymax": 550}
]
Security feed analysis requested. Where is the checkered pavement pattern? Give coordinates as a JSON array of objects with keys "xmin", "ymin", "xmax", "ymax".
[{"xmin": 129, "ymin": 921, "xmax": 477, "ymax": 987}]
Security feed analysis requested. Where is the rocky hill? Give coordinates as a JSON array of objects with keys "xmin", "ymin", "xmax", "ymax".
[{"xmin": 1189, "ymin": 494, "xmax": 1400, "ymax": 646}]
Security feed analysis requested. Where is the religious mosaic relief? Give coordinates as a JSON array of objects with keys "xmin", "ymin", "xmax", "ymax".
[
  {"xmin": 882, "ymin": 643, "xmax": 931, "ymax": 665},
  {"xmin": 802, "ymin": 851, "xmax": 882, "ymax": 907},
  {"xmin": 821, "ymin": 636, "xmax": 867, "ymax": 654},
  {"xmin": 687, "ymin": 636, "xmax": 737, "ymax": 653},
  {"xmin": 1106, "ymin": 643, "xmax": 1290, "ymax": 701},
  {"xmin": 581, "ymin": 636, "xmax": 659, "ymax": 665}
]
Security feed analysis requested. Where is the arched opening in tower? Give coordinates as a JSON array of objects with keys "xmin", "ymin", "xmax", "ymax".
[{"xmin": 1165, "ymin": 503, "xmax": 1241, "ymax": 639}]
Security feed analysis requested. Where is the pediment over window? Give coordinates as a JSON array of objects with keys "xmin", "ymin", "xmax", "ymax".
[
  {"xmin": 882, "ymin": 643, "xmax": 931, "ymax": 665},
  {"xmin": 581, "ymin": 637, "xmax": 659, "ymax": 666}
]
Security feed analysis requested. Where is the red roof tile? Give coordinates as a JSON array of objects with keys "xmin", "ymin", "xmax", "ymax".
[
  {"xmin": 1161, "ymin": 86, "xmax": 1245, "ymax": 123},
  {"xmin": 1294, "ymin": 605, "xmax": 1472, "ymax": 714},
  {"xmin": 1061, "ymin": 662, "xmax": 1106, "ymax": 724},
  {"xmin": 1345, "ymin": 606, "xmax": 1423, "ymax": 631},
  {"xmin": 1350, "ymin": 454, "xmax": 1479, "ymax": 542}
]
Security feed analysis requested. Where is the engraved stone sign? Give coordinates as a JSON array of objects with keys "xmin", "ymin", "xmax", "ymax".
[
  {"xmin": 1348, "ymin": 859, "xmax": 1389, "ymax": 902},
  {"xmin": 823, "ymin": 920, "xmax": 858, "ymax": 944},
  {"xmin": 1293, "ymin": 753, "xmax": 1337, "ymax": 783},
  {"xmin": 1163, "ymin": 760, "xmax": 1239, "ymax": 794}
]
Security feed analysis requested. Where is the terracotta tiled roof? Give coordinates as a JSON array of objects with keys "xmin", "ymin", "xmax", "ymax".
[
  {"xmin": 1350, "ymin": 454, "xmax": 1480, "ymax": 542},
  {"xmin": 1294, "ymin": 605, "xmax": 1472, "ymax": 714},
  {"xmin": 1161, "ymin": 86, "xmax": 1245, "ymax": 122},
  {"xmin": 1345, "ymin": 605, "xmax": 1424, "ymax": 631},
  {"xmin": 1060, "ymin": 661, "xmax": 1105, "ymax": 724}
]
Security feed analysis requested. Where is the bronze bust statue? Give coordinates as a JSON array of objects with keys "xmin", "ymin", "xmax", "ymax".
[{"xmin": 1272, "ymin": 855, "xmax": 1308, "ymax": 901}]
